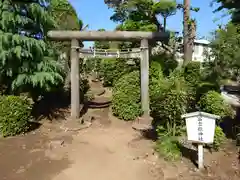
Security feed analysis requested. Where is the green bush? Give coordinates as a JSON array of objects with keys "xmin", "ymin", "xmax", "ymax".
[
  {"xmin": 112, "ymin": 61, "xmax": 164, "ymax": 121},
  {"xmin": 151, "ymin": 71, "xmax": 190, "ymax": 136},
  {"xmin": 0, "ymin": 96, "xmax": 33, "ymax": 137},
  {"xmin": 155, "ymin": 136, "xmax": 181, "ymax": 161},
  {"xmin": 112, "ymin": 70, "xmax": 142, "ymax": 120},
  {"xmin": 198, "ymin": 91, "xmax": 234, "ymax": 122},
  {"xmin": 196, "ymin": 82, "xmax": 219, "ymax": 102},
  {"xmin": 83, "ymin": 57, "xmax": 101, "ymax": 74},
  {"xmin": 213, "ymin": 126, "xmax": 226, "ymax": 150},
  {"xmin": 183, "ymin": 61, "xmax": 201, "ymax": 87},
  {"xmin": 99, "ymin": 58, "xmax": 138, "ymax": 87},
  {"xmin": 151, "ymin": 53, "xmax": 178, "ymax": 76}
]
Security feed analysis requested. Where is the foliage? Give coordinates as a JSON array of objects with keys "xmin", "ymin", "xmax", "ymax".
[
  {"xmin": 83, "ymin": 58, "xmax": 102, "ymax": 75},
  {"xmin": 94, "ymin": 29, "xmax": 110, "ymax": 49},
  {"xmin": 112, "ymin": 60, "xmax": 164, "ymax": 120},
  {"xmin": 196, "ymin": 82, "xmax": 219, "ymax": 102},
  {"xmin": 153, "ymin": 0, "xmax": 177, "ymax": 31},
  {"xmin": 151, "ymin": 71, "xmax": 189, "ymax": 136},
  {"xmin": 183, "ymin": 61, "xmax": 201, "ymax": 87},
  {"xmin": 106, "ymin": 0, "xmax": 175, "ymax": 48},
  {"xmin": 213, "ymin": 126, "xmax": 227, "ymax": 150},
  {"xmin": 204, "ymin": 23, "xmax": 240, "ymax": 82},
  {"xmin": 198, "ymin": 91, "xmax": 235, "ymax": 122},
  {"xmin": 99, "ymin": 58, "xmax": 138, "ymax": 86},
  {"xmin": 0, "ymin": 96, "xmax": 32, "ymax": 137},
  {"xmin": 49, "ymin": 0, "xmax": 87, "ymax": 91},
  {"xmin": 0, "ymin": 0, "xmax": 65, "ymax": 100},
  {"xmin": 49, "ymin": 0, "xmax": 86, "ymax": 51},
  {"xmin": 213, "ymin": 0, "xmax": 240, "ymax": 23},
  {"xmin": 112, "ymin": 70, "xmax": 142, "ymax": 120},
  {"xmin": 150, "ymin": 53, "xmax": 178, "ymax": 76},
  {"xmin": 155, "ymin": 136, "xmax": 181, "ymax": 161}
]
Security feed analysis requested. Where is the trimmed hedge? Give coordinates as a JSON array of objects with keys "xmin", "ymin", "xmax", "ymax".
[
  {"xmin": 99, "ymin": 58, "xmax": 138, "ymax": 87},
  {"xmin": 112, "ymin": 61, "xmax": 166, "ymax": 121},
  {"xmin": 112, "ymin": 70, "xmax": 142, "ymax": 120},
  {"xmin": 0, "ymin": 96, "xmax": 33, "ymax": 137}
]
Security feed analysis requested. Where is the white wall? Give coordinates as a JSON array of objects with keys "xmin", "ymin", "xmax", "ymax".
[{"xmin": 176, "ymin": 39, "xmax": 211, "ymax": 63}]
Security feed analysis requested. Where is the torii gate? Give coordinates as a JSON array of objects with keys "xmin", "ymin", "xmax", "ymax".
[{"xmin": 47, "ymin": 31, "xmax": 169, "ymax": 123}]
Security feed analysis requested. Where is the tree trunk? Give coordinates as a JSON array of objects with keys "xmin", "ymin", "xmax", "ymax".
[
  {"xmin": 163, "ymin": 17, "xmax": 167, "ymax": 32},
  {"xmin": 189, "ymin": 20, "xmax": 196, "ymax": 62},
  {"xmin": 183, "ymin": 0, "xmax": 192, "ymax": 66}
]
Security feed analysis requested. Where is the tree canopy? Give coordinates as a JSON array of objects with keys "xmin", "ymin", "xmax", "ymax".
[
  {"xmin": 214, "ymin": 0, "xmax": 240, "ymax": 23},
  {"xmin": 0, "ymin": 0, "xmax": 65, "ymax": 99}
]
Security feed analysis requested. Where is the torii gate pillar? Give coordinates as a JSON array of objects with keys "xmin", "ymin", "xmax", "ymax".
[
  {"xmin": 140, "ymin": 39, "xmax": 150, "ymax": 116},
  {"xmin": 71, "ymin": 39, "xmax": 80, "ymax": 119}
]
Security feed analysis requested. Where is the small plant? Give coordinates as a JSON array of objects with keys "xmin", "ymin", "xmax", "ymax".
[
  {"xmin": 213, "ymin": 126, "xmax": 227, "ymax": 150},
  {"xmin": 155, "ymin": 136, "xmax": 181, "ymax": 161},
  {"xmin": 0, "ymin": 95, "xmax": 33, "ymax": 137}
]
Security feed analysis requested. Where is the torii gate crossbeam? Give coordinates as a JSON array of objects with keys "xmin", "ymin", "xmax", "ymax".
[{"xmin": 48, "ymin": 30, "xmax": 169, "ymax": 122}]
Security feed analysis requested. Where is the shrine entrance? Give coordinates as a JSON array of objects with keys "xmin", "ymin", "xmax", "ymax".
[{"xmin": 47, "ymin": 30, "xmax": 169, "ymax": 128}]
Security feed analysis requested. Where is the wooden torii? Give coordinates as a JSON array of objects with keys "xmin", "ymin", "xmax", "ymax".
[{"xmin": 47, "ymin": 30, "xmax": 169, "ymax": 123}]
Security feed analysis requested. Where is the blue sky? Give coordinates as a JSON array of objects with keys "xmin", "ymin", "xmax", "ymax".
[{"xmin": 68, "ymin": 0, "xmax": 229, "ymax": 47}]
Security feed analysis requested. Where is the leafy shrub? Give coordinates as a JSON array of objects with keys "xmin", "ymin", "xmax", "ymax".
[
  {"xmin": 151, "ymin": 53, "xmax": 178, "ymax": 76},
  {"xmin": 112, "ymin": 70, "xmax": 142, "ymax": 120},
  {"xmin": 99, "ymin": 58, "xmax": 138, "ymax": 86},
  {"xmin": 196, "ymin": 82, "xmax": 219, "ymax": 102},
  {"xmin": 198, "ymin": 91, "xmax": 234, "ymax": 122},
  {"xmin": 112, "ymin": 61, "xmax": 164, "ymax": 120},
  {"xmin": 183, "ymin": 61, "xmax": 201, "ymax": 87},
  {"xmin": 155, "ymin": 136, "xmax": 181, "ymax": 161},
  {"xmin": 0, "ymin": 96, "xmax": 33, "ymax": 137},
  {"xmin": 83, "ymin": 57, "xmax": 101, "ymax": 74},
  {"xmin": 150, "ymin": 60, "xmax": 164, "ymax": 80},
  {"xmin": 213, "ymin": 126, "xmax": 226, "ymax": 150},
  {"xmin": 151, "ymin": 71, "xmax": 190, "ymax": 136}
]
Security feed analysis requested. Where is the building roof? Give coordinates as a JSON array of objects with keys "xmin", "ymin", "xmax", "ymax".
[{"xmin": 194, "ymin": 39, "xmax": 210, "ymax": 45}]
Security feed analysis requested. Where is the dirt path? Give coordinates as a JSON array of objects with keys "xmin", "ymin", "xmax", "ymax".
[
  {"xmin": 0, "ymin": 83, "xmax": 239, "ymax": 180},
  {"xmin": 52, "ymin": 122, "xmax": 163, "ymax": 180},
  {"xmin": 0, "ymin": 116, "xmax": 239, "ymax": 180},
  {"xmin": 0, "ymin": 118, "xmax": 164, "ymax": 180}
]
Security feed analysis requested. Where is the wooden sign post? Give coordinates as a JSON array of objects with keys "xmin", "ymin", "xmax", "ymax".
[{"xmin": 181, "ymin": 111, "xmax": 220, "ymax": 169}]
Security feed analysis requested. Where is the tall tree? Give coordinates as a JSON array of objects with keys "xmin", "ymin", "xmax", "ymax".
[
  {"xmin": 106, "ymin": 0, "xmax": 178, "ymax": 49},
  {"xmin": 153, "ymin": 0, "xmax": 177, "ymax": 31},
  {"xmin": 49, "ymin": 0, "xmax": 89, "ymax": 90},
  {"xmin": 177, "ymin": 1, "xmax": 199, "ymax": 65},
  {"xmin": 183, "ymin": 0, "xmax": 191, "ymax": 65},
  {"xmin": 204, "ymin": 23, "xmax": 240, "ymax": 82},
  {"xmin": 0, "ymin": 0, "xmax": 64, "ymax": 100}
]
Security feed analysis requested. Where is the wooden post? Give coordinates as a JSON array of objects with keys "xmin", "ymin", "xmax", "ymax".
[
  {"xmin": 140, "ymin": 39, "xmax": 150, "ymax": 116},
  {"xmin": 71, "ymin": 39, "xmax": 80, "ymax": 119},
  {"xmin": 198, "ymin": 144, "xmax": 204, "ymax": 169}
]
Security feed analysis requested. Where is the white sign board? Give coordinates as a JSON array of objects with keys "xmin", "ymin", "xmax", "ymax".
[
  {"xmin": 182, "ymin": 111, "xmax": 220, "ymax": 169},
  {"xmin": 181, "ymin": 111, "xmax": 220, "ymax": 144}
]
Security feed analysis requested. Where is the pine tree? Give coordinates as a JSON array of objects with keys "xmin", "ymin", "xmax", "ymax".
[{"xmin": 0, "ymin": 0, "xmax": 65, "ymax": 100}]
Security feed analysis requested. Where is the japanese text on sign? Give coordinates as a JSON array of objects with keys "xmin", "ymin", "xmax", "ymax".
[{"xmin": 197, "ymin": 116, "xmax": 203, "ymax": 141}]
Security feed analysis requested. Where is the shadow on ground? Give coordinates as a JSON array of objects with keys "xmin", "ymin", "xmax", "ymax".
[{"xmin": 0, "ymin": 131, "xmax": 70, "ymax": 180}]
